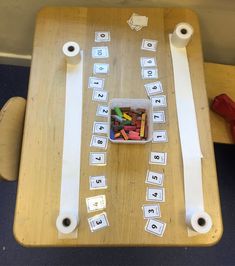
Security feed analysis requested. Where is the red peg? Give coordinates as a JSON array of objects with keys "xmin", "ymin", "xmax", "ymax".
[
  {"xmin": 211, "ymin": 94, "xmax": 235, "ymax": 142},
  {"xmin": 211, "ymin": 94, "xmax": 235, "ymax": 122}
]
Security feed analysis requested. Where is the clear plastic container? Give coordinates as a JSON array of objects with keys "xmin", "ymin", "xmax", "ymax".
[{"xmin": 108, "ymin": 98, "xmax": 153, "ymax": 144}]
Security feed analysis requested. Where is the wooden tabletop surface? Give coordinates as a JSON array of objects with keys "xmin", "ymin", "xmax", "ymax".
[{"xmin": 14, "ymin": 7, "xmax": 223, "ymax": 246}]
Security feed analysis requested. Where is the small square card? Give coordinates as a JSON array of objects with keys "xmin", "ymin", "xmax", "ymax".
[
  {"xmin": 142, "ymin": 204, "xmax": 161, "ymax": 219},
  {"xmin": 146, "ymin": 187, "xmax": 165, "ymax": 202},
  {"xmin": 141, "ymin": 39, "xmax": 158, "ymax": 52},
  {"xmin": 149, "ymin": 152, "xmax": 167, "ymax": 165},
  {"xmin": 88, "ymin": 212, "xmax": 109, "ymax": 232},
  {"xmin": 145, "ymin": 219, "xmax": 166, "ymax": 237},
  {"xmin": 95, "ymin": 32, "xmax": 111, "ymax": 42}
]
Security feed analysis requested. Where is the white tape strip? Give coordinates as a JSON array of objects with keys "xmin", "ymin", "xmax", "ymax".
[
  {"xmin": 56, "ymin": 43, "xmax": 83, "ymax": 237},
  {"xmin": 169, "ymin": 23, "xmax": 212, "ymax": 235}
]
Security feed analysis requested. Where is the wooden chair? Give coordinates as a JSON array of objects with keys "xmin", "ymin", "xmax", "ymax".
[
  {"xmin": 204, "ymin": 62, "xmax": 235, "ymax": 144},
  {"xmin": 0, "ymin": 97, "xmax": 26, "ymax": 181}
]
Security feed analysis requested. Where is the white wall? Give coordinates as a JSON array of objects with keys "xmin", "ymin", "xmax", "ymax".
[{"xmin": 0, "ymin": 0, "xmax": 234, "ymax": 65}]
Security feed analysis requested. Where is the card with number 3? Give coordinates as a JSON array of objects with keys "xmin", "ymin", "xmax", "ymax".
[
  {"xmin": 142, "ymin": 204, "xmax": 161, "ymax": 219},
  {"xmin": 88, "ymin": 212, "xmax": 109, "ymax": 232}
]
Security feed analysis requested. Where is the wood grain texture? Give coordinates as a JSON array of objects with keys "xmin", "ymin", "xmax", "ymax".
[
  {"xmin": 204, "ymin": 62, "xmax": 235, "ymax": 144},
  {"xmin": 0, "ymin": 97, "xmax": 26, "ymax": 181},
  {"xmin": 14, "ymin": 7, "xmax": 222, "ymax": 246}
]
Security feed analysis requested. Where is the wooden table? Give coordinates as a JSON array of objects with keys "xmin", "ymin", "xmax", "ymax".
[{"xmin": 14, "ymin": 7, "xmax": 223, "ymax": 246}]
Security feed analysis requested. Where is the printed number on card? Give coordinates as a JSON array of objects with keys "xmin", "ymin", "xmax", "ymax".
[
  {"xmin": 152, "ymin": 111, "xmax": 166, "ymax": 123},
  {"xmin": 90, "ymin": 135, "xmax": 108, "ymax": 149},
  {"xmin": 141, "ymin": 39, "xmax": 158, "ymax": 52},
  {"xmin": 142, "ymin": 204, "xmax": 161, "ymax": 219},
  {"xmin": 96, "ymin": 105, "xmax": 109, "ymax": 117},
  {"xmin": 142, "ymin": 68, "xmax": 158, "ymax": 79},
  {"xmin": 89, "ymin": 175, "xmax": 107, "ymax": 190},
  {"xmin": 92, "ymin": 90, "xmax": 108, "ymax": 102},
  {"xmin": 140, "ymin": 57, "xmax": 157, "ymax": 67},
  {"xmin": 93, "ymin": 122, "xmax": 108, "ymax": 134},
  {"xmin": 144, "ymin": 81, "xmax": 163, "ymax": 96},
  {"xmin": 86, "ymin": 195, "xmax": 106, "ymax": 212},
  {"xmin": 145, "ymin": 219, "xmax": 166, "ymax": 237},
  {"xmin": 88, "ymin": 77, "xmax": 105, "ymax": 89},
  {"xmin": 146, "ymin": 187, "xmax": 165, "ymax": 202},
  {"xmin": 152, "ymin": 130, "xmax": 168, "ymax": 143},
  {"xmin": 89, "ymin": 152, "xmax": 106, "ymax": 166},
  {"xmin": 88, "ymin": 212, "xmax": 109, "ymax": 232},
  {"xmin": 93, "ymin": 63, "xmax": 109, "ymax": 74},
  {"xmin": 146, "ymin": 170, "xmax": 164, "ymax": 186},
  {"xmin": 95, "ymin": 32, "xmax": 111, "ymax": 42},
  {"xmin": 151, "ymin": 95, "xmax": 167, "ymax": 108},
  {"xmin": 149, "ymin": 152, "xmax": 167, "ymax": 165},
  {"xmin": 92, "ymin": 47, "xmax": 109, "ymax": 58}
]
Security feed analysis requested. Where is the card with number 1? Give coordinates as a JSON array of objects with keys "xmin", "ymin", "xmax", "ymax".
[{"xmin": 152, "ymin": 130, "xmax": 168, "ymax": 143}]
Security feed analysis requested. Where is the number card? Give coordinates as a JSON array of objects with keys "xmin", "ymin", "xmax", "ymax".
[
  {"xmin": 88, "ymin": 212, "xmax": 109, "ymax": 232},
  {"xmin": 92, "ymin": 46, "xmax": 109, "ymax": 58},
  {"xmin": 93, "ymin": 63, "xmax": 109, "ymax": 74},
  {"xmin": 142, "ymin": 204, "xmax": 161, "ymax": 219},
  {"xmin": 86, "ymin": 195, "xmax": 106, "ymax": 213},
  {"xmin": 146, "ymin": 187, "xmax": 165, "ymax": 202},
  {"xmin": 90, "ymin": 135, "xmax": 108, "ymax": 149},
  {"xmin": 145, "ymin": 219, "xmax": 166, "ymax": 237},
  {"xmin": 152, "ymin": 130, "xmax": 168, "ymax": 143},
  {"xmin": 140, "ymin": 57, "xmax": 157, "ymax": 67},
  {"xmin": 88, "ymin": 77, "xmax": 105, "ymax": 89},
  {"xmin": 145, "ymin": 170, "xmax": 164, "ymax": 186},
  {"xmin": 144, "ymin": 81, "xmax": 163, "ymax": 97},
  {"xmin": 93, "ymin": 122, "xmax": 109, "ymax": 135},
  {"xmin": 151, "ymin": 95, "xmax": 167, "ymax": 108},
  {"xmin": 152, "ymin": 111, "xmax": 166, "ymax": 123},
  {"xmin": 149, "ymin": 152, "xmax": 167, "ymax": 165},
  {"xmin": 92, "ymin": 89, "xmax": 108, "ymax": 102},
  {"xmin": 89, "ymin": 152, "xmax": 107, "ymax": 166},
  {"xmin": 96, "ymin": 105, "xmax": 109, "ymax": 117},
  {"xmin": 141, "ymin": 68, "xmax": 158, "ymax": 80},
  {"xmin": 141, "ymin": 39, "xmax": 158, "ymax": 52},
  {"xmin": 95, "ymin": 32, "xmax": 111, "ymax": 42},
  {"xmin": 89, "ymin": 175, "xmax": 107, "ymax": 190}
]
